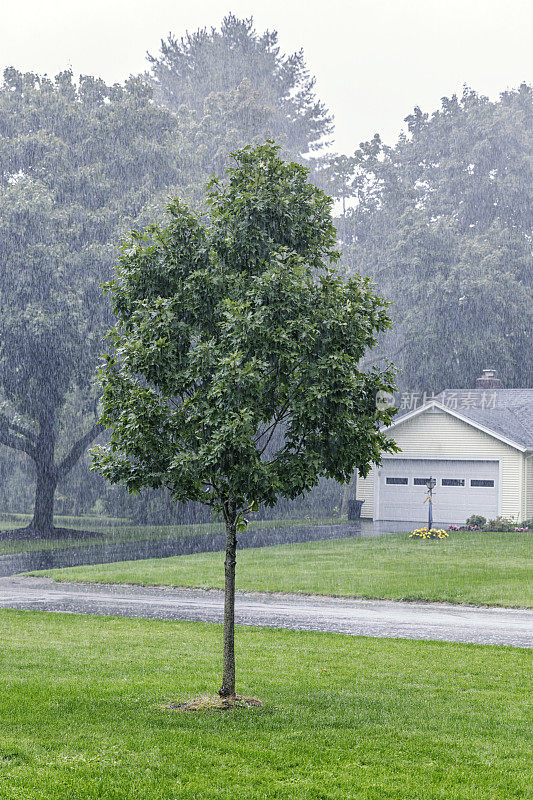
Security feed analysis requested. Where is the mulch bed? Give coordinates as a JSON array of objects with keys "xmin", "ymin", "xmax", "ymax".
[
  {"xmin": 165, "ymin": 695, "xmax": 264, "ymax": 712},
  {"xmin": 0, "ymin": 527, "xmax": 104, "ymax": 542}
]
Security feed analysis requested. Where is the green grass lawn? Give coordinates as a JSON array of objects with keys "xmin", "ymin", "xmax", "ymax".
[
  {"xmin": 0, "ymin": 513, "xmax": 129, "ymax": 530},
  {"xmin": 0, "ymin": 610, "xmax": 530, "ymax": 800},
  {"xmin": 37, "ymin": 530, "xmax": 533, "ymax": 608},
  {"xmin": 0, "ymin": 515, "xmax": 342, "ymax": 555}
]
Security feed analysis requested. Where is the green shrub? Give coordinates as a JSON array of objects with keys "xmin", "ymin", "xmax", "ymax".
[
  {"xmin": 483, "ymin": 516, "xmax": 517, "ymax": 532},
  {"xmin": 466, "ymin": 514, "xmax": 486, "ymax": 528}
]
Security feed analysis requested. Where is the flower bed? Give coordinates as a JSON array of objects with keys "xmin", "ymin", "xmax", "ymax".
[
  {"xmin": 448, "ymin": 516, "xmax": 531, "ymax": 533},
  {"xmin": 409, "ymin": 527, "xmax": 449, "ymax": 540}
]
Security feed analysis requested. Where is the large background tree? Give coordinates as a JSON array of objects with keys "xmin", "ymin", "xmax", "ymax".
[
  {"xmin": 339, "ymin": 85, "xmax": 533, "ymax": 390},
  {"xmin": 93, "ymin": 144, "xmax": 397, "ymax": 697},
  {"xmin": 0, "ymin": 69, "xmax": 185, "ymax": 535},
  {"xmin": 147, "ymin": 15, "xmax": 332, "ymax": 167}
]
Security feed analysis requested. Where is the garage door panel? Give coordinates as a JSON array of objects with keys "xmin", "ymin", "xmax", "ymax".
[{"xmin": 376, "ymin": 459, "xmax": 499, "ymax": 523}]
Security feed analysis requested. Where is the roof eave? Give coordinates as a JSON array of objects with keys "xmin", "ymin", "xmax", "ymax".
[{"xmin": 383, "ymin": 400, "xmax": 529, "ymax": 453}]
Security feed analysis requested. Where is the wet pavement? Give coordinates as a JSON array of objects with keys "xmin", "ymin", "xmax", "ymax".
[{"xmin": 1, "ymin": 576, "xmax": 531, "ymax": 648}]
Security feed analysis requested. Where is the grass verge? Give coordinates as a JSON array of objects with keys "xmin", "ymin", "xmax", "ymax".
[
  {"xmin": 35, "ymin": 530, "xmax": 533, "ymax": 608},
  {"xmin": 0, "ymin": 609, "xmax": 530, "ymax": 799}
]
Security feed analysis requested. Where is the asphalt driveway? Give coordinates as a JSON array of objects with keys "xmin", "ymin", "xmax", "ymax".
[{"xmin": 1, "ymin": 576, "xmax": 531, "ymax": 647}]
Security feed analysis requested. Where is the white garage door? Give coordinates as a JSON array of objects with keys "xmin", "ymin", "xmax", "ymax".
[{"xmin": 375, "ymin": 459, "xmax": 499, "ymax": 524}]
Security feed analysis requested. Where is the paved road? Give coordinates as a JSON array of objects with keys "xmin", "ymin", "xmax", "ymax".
[{"xmin": 1, "ymin": 576, "xmax": 531, "ymax": 647}]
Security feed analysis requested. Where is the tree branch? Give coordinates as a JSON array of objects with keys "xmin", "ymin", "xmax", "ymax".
[
  {"xmin": 56, "ymin": 422, "xmax": 103, "ymax": 479},
  {"xmin": 254, "ymin": 374, "xmax": 308, "ymax": 454},
  {"xmin": 256, "ymin": 408, "xmax": 292, "ymax": 456},
  {"xmin": 267, "ymin": 431, "xmax": 308, "ymax": 468},
  {"xmin": 6, "ymin": 420, "xmax": 37, "ymax": 442},
  {"xmin": 0, "ymin": 414, "xmax": 37, "ymax": 458},
  {"xmin": 363, "ymin": 332, "xmax": 440, "ymax": 366}
]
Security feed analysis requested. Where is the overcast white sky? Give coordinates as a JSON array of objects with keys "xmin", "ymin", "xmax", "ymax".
[{"xmin": 2, "ymin": 0, "xmax": 532, "ymax": 153}]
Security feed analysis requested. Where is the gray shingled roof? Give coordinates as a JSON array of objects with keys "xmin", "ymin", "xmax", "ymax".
[{"xmin": 431, "ymin": 389, "xmax": 533, "ymax": 449}]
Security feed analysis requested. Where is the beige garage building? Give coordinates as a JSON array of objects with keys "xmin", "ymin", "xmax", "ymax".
[{"xmin": 356, "ymin": 387, "xmax": 533, "ymax": 525}]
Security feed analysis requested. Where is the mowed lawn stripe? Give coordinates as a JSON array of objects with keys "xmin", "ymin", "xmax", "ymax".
[
  {"xmin": 0, "ymin": 610, "xmax": 530, "ymax": 800},
  {"xmin": 35, "ymin": 530, "xmax": 533, "ymax": 607}
]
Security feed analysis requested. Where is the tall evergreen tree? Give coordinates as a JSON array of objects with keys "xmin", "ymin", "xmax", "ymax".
[{"xmin": 147, "ymin": 14, "xmax": 332, "ymax": 163}]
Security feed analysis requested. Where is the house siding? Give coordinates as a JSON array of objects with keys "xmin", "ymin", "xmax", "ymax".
[
  {"xmin": 525, "ymin": 455, "xmax": 533, "ymax": 519},
  {"xmin": 357, "ymin": 409, "xmax": 525, "ymax": 521},
  {"xmin": 356, "ymin": 471, "xmax": 375, "ymax": 518}
]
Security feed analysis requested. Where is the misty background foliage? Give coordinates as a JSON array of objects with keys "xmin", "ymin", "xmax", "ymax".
[{"xmin": 0, "ymin": 15, "xmax": 531, "ymax": 526}]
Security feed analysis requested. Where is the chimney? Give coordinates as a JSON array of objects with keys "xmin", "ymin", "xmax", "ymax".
[{"xmin": 475, "ymin": 369, "xmax": 502, "ymax": 389}]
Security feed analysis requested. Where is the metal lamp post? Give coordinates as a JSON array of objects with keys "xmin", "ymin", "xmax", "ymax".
[{"xmin": 425, "ymin": 477, "xmax": 436, "ymax": 530}]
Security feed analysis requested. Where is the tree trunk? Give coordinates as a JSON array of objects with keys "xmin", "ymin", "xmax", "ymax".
[
  {"xmin": 340, "ymin": 473, "xmax": 357, "ymax": 518},
  {"xmin": 29, "ymin": 413, "xmax": 58, "ymax": 536},
  {"xmin": 219, "ymin": 503, "xmax": 237, "ymax": 698},
  {"xmin": 31, "ymin": 467, "xmax": 58, "ymax": 535}
]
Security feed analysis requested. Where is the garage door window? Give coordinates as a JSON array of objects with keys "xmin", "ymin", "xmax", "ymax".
[
  {"xmin": 471, "ymin": 479, "xmax": 495, "ymax": 487},
  {"xmin": 386, "ymin": 477, "xmax": 408, "ymax": 485},
  {"xmin": 413, "ymin": 478, "xmax": 431, "ymax": 485},
  {"xmin": 442, "ymin": 478, "xmax": 465, "ymax": 486}
]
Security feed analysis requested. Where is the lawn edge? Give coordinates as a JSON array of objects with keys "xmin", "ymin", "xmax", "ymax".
[{"xmin": 20, "ymin": 574, "xmax": 533, "ymax": 610}]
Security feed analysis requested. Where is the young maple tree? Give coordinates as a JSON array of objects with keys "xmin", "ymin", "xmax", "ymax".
[{"xmin": 93, "ymin": 143, "xmax": 397, "ymax": 698}]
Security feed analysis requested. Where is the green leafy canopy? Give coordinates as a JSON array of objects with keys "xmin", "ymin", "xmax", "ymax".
[
  {"xmin": 341, "ymin": 85, "xmax": 533, "ymax": 390},
  {"xmin": 93, "ymin": 143, "xmax": 397, "ymax": 516}
]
